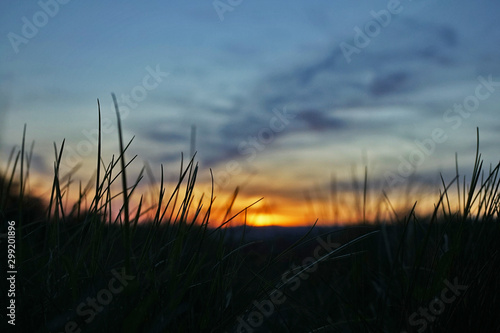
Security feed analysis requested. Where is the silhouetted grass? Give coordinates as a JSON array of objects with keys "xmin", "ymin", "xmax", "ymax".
[{"xmin": 1, "ymin": 102, "xmax": 499, "ymax": 333}]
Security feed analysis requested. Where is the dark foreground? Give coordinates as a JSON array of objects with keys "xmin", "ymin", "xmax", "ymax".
[{"xmin": 1, "ymin": 212, "xmax": 499, "ymax": 332}]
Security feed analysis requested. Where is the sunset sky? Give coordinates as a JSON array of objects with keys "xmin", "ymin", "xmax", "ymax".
[{"xmin": 1, "ymin": 0, "xmax": 500, "ymax": 226}]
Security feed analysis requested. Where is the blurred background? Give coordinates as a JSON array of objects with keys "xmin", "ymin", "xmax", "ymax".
[{"xmin": 1, "ymin": 0, "xmax": 500, "ymax": 226}]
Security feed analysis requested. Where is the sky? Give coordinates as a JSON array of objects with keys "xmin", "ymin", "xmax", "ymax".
[{"xmin": 1, "ymin": 0, "xmax": 500, "ymax": 226}]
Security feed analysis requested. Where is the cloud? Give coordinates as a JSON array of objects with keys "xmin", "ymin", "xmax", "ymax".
[
  {"xmin": 369, "ymin": 71, "xmax": 410, "ymax": 96},
  {"xmin": 166, "ymin": 19, "xmax": 463, "ymax": 171},
  {"xmin": 128, "ymin": 10, "xmax": 495, "ymax": 187},
  {"xmin": 142, "ymin": 129, "xmax": 187, "ymax": 145},
  {"xmin": 295, "ymin": 109, "xmax": 345, "ymax": 132},
  {"xmin": 149, "ymin": 152, "xmax": 186, "ymax": 165}
]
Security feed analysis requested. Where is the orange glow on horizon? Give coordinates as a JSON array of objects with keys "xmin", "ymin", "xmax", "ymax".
[
  {"xmin": 4, "ymin": 167, "xmax": 445, "ymax": 228},
  {"xmin": 248, "ymin": 214, "xmax": 275, "ymax": 227}
]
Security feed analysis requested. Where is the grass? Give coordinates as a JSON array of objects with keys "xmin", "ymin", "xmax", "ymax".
[{"xmin": 1, "ymin": 101, "xmax": 499, "ymax": 332}]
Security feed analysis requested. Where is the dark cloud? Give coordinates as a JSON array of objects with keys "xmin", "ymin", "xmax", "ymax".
[
  {"xmin": 149, "ymin": 152, "xmax": 185, "ymax": 165},
  {"xmin": 135, "ymin": 15, "xmax": 469, "ymax": 173},
  {"xmin": 294, "ymin": 48, "xmax": 343, "ymax": 86},
  {"xmin": 295, "ymin": 110, "xmax": 345, "ymax": 132},
  {"xmin": 438, "ymin": 26, "xmax": 458, "ymax": 47},
  {"xmin": 201, "ymin": 146, "xmax": 242, "ymax": 168},
  {"xmin": 369, "ymin": 72, "xmax": 410, "ymax": 96},
  {"xmin": 252, "ymin": 18, "xmax": 464, "ymax": 113},
  {"xmin": 217, "ymin": 111, "xmax": 266, "ymax": 140},
  {"xmin": 142, "ymin": 129, "xmax": 187, "ymax": 144}
]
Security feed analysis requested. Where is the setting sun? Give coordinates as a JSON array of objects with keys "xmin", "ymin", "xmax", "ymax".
[
  {"xmin": 2, "ymin": 0, "xmax": 500, "ymax": 331},
  {"xmin": 249, "ymin": 213, "xmax": 278, "ymax": 227}
]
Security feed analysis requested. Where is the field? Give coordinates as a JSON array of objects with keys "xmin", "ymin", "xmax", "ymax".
[{"xmin": 1, "ymin": 111, "xmax": 499, "ymax": 332}]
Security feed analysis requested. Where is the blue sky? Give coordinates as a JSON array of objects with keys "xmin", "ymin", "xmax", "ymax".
[{"xmin": 1, "ymin": 0, "xmax": 500, "ymax": 225}]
